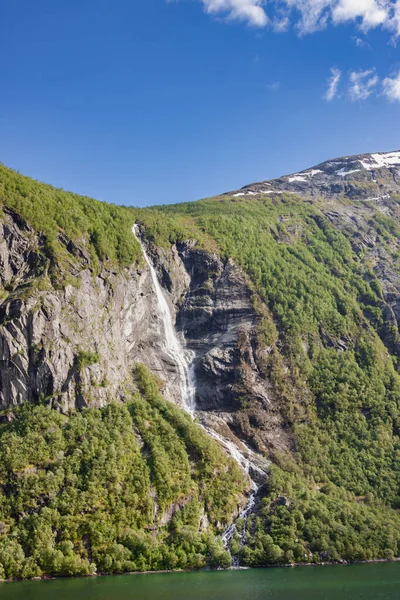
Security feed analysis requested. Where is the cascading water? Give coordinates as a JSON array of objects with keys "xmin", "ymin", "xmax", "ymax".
[
  {"xmin": 203, "ymin": 426, "xmax": 267, "ymax": 558},
  {"xmin": 133, "ymin": 225, "xmax": 195, "ymax": 413},
  {"xmin": 132, "ymin": 223, "xmax": 268, "ymax": 560}
]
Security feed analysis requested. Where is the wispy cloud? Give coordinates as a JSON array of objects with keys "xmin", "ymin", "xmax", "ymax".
[
  {"xmin": 348, "ymin": 69, "xmax": 379, "ymax": 100},
  {"xmin": 266, "ymin": 80, "xmax": 281, "ymax": 90},
  {"xmin": 200, "ymin": 0, "xmax": 268, "ymax": 27},
  {"xmin": 352, "ymin": 36, "xmax": 371, "ymax": 48},
  {"xmin": 324, "ymin": 67, "xmax": 342, "ymax": 101},
  {"xmin": 382, "ymin": 70, "xmax": 400, "ymax": 101},
  {"xmin": 324, "ymin": 66, "xmax": 400, "ymax": 103},
  {"xmin": 272, "ymin": 16, "xmax": 290, "ymax": 31},
  {"xmin": 188, "ymin": 0, "xmax": 400, "ymax": 36}
]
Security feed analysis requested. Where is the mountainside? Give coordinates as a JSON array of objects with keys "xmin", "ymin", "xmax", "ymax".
[{"xmin": 2, "ymin": 152, "xmax": 400, "ymax": 578}]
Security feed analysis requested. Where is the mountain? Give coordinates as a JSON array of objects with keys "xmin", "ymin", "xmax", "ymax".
[
  {"xmin": 2, "ymin": 152, "xmax": 400, "ymax": 578},
  {"xmin": 228, "ymin": 150, "xmax": 400, "ymax": 200}
]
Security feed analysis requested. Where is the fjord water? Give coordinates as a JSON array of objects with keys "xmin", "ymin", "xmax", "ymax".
[{"xmin": 1, "ymin": 564, "xmax": 400, "ymax": 600}]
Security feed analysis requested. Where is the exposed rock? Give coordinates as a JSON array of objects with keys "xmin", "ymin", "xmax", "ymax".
[
  {"xmin": 227, "ymin": 150, "xmax": 400, "ymax": 201},
  {"xmin": 6, "ymin": 150, "xmax": 400, "ymax": 461},
  {"xmin": 0, "ymin": 211, "xmax": 193, "ymax": 411}
]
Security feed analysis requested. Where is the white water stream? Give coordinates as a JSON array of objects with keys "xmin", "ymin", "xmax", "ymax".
[
  {"xmin": 133, "ymin": 224, "xmax": 268, "ymax": 552},
  {"xmin": 133, "ymin": 225, "xmax": 195, "ymax": 414}
]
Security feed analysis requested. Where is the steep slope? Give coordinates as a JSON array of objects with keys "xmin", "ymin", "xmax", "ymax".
[
  {"xmin": 0, "ymin": 366, "xmax": 247, "ymax": 579},
  {"xmin": 0, "ymin": 166, "xmax": 251, "ymax": 579},
  {"xmin": 2, "ymin": 153, "xmax": 400, "ymax": 577},
  {"xmin": 136, "ymin": 150, "xmax": 400, "ymax": 564}
]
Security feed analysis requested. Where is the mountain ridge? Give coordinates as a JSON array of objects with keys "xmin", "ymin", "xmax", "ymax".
[{"xmin": 226, "ymin": 150, "xmax": 400, "ymax": 201}]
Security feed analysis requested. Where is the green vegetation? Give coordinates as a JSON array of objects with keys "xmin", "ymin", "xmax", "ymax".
[
  {"xmin": 137, "ymin": 192, "xmax": 400, "ymax": 564},
  {"xmin": 0, "ymin": 365, "xmax": 245, "ymax": 580},
  {"xmin": 0, "ymin": 164, "xmax": 141, "ymax": 271},
  {"xmin": 3, "ymin": 162, "xmax": 400, "ymax": 573},
  {"xmin": 238, "ymin": 463, "xmax": 400, "ymax": 566},
  {"xmin": 76, "ymin": 349, "xmax": 100, "ymax": 371}
]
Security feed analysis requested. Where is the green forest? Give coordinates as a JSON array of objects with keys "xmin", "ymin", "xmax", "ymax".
[
  {"xmin": 0, "ymin": 365, "xmax": 244, "ymax": 579},
  {"xmin": 137, "ymin": 192, "xmax": 400, "ymax": 564},
  {"xmin": 0, "ymin": 164, "xmax": 142, "ymax": 271}
]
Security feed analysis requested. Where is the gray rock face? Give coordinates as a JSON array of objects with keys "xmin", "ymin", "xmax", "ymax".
[
  {"xmin": 228, "ymin": 150, "xmax": 400, "ymax": 201},
  {"xmin": 0, "ymin": 205, "xmax": 287, "ymax": 457},
  {"xmin": 0, "ymin": 210, "xmax": 194, "ymax": 412},
  {"xmin": 134, "ymin": 233, "xmax": 288, "ymax": 453},
  {"xmin": 0, "ymin": 206, "xmax": 269, "ymax": 421},
  {"xmin": 0, "ymin": 200, "xmax": 295, "ymax": 459},
  {"xmin": 176, "ymin": 246, "xmax": 264, "ymax": 411}
]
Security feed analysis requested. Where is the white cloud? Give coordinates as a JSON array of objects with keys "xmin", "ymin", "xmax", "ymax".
[
  {"xmin": 382, "ymin": 70, "xmax": 400, "ymax": 100},
  {"xmin": 348, "ymin": 69, "xmax": 379, "ymax": 100},
  {"xmin": 189, "ymin": 0, "xmax": 400, "ymax": 35},
  {"xmin": 200, "ymin": 0, "xmax": 268, "ymax": 26},
  {"xmin": 393, "ymin": 0, "xmax": 400, "ymax": 35},
  {"xmin": 332, "ymin": 0, "xmax": 389, "ymax": 29},
  {"xmin": 272, "ymin": 15, "xmax": 290, "ymax": 30},
  {"xmin": 324, "ymin": 67, "xmax": 342, "ymax": 100},
  {"xmin": 282, "ymin": 0, "xmax": 331, "ymax": 34}
]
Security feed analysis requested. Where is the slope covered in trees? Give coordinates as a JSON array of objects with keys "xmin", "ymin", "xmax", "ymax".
[
  {"xmin": 0, "ymin": 365, "xmax": 244, "ymax": 579},
  {"xmin": 0, "ymin": 164, "xmax": 141, "ymax": 270},
  {"xmin": 2, "ymin": 162, "xmax": 400, "ymax": 575},
  {"xmin": 136, "ymin": 191, "xmax": 400, "ymax": 564}
]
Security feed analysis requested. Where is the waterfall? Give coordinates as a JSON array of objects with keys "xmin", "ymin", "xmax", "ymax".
[
  {"xmin": 132, "ymin": 224, "xmax": 268, "ymax": 559},
  {"xmin": 133, "ymin": 225, "xmax": 195, "ymax": 413},
  {"xmin": 202, "ymin": 425, "xmax": 268, "ymax": 555}
]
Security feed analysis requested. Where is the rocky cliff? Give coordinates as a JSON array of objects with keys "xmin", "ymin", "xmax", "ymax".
[
  {"xmin": 0, "ymin": 204, "xmax": 282, "ymax": 460},
  {"xmin": 0, "ymin": 208, "xmax": 190, "ymax": 412}
]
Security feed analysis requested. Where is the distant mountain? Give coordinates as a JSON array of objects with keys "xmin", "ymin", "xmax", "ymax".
[{"xmin": 228, "ymin": 150, "xmax": 400, "ymax": 201}]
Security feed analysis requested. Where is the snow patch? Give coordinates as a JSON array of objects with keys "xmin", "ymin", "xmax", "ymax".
[
  {"xmin": 360, "ymin": 151, "xmax": 400, "ymax": 171},
  {"xmin": 336, "ymin": 168, "xmax": 361, "ymax": 177},
  {"xmin": 287, "ymin": 169, "xmax": 322, "ymax": 182},
  {"xmin": 288, "ymin": 175, "xmax": 308, "ymax": 183}
]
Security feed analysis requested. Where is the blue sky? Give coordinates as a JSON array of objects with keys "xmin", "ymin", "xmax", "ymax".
[{"xmin": 1, "ymin": 0, "xmax": 400, "ymax": 206}]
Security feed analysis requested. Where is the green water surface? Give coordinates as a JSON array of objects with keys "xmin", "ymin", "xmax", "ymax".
[{"xmin": 1, "ymin": 563, "xmax": 399, "ymax": 600}]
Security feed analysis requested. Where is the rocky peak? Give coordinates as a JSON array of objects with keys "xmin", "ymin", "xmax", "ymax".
[{"xmin": 228, "ymin": 150, "xmax": 400, "ymax": 201}]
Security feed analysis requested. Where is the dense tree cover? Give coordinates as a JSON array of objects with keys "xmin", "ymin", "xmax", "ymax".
[
  {"xmin": 0, "ymin": 164, "xmax": 141, "ymax": 270},
  {"xmin": 237, "ymin": 463, "xmax": 400, "ymax": 566},
  {"xmin": 0, "ymin": 366, "xmax": 245, "ymax": 580},
  {"xmin": 138, "ymin": 192, "xmax": 400, "ymax": 563}
]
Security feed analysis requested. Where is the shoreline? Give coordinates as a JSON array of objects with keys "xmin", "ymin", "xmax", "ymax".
[{"xmin": 2, "ymin": 556, "xmax": 400, "ymax": 584}]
